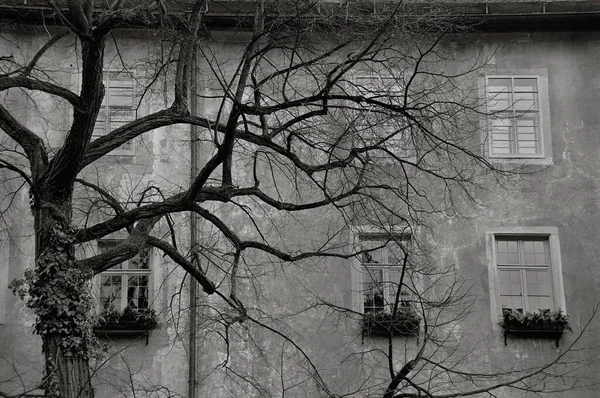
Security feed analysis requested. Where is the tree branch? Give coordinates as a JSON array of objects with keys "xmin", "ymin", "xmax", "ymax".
[
  {"xmin": 0, "ymin": 76, "xmax": 80, "ymax": 107},
  {"xmin": 146, "ymin": 236, "xmax": 216, "ymax": 294},
  {"xmin": 20, "ymin": 30, "xmax": 71, "ymax": 78},
  {"xmin": 80, "ymin": 108, "xmax": 220, "ymax": 169},
  {"xmin": 76, "ymin": 215, "xmax": 161, "ymax": 274},
  {"xmin": 0, "ymin": 104, "xmax": 48, "ymax": 175}
]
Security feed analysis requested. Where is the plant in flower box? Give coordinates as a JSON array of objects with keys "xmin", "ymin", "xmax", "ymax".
[
  {"xmin": 500, "ymin": 308, "xmax": 570, "ymax": 332},
  {"xmin": 362, "ymin": 308, "xmax": 420, "ymax": 337},
  {"xmin": 94, "ymin": 305, "xmax": 158, "ymax": 331}
]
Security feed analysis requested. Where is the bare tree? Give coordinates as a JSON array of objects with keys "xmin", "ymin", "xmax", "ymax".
[{"xmin": 0, "ymin": 1, "xmax": 597, "ymax": 397}]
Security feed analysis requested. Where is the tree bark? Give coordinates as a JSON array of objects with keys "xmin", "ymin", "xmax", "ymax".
[
  {"xmin": 383, "ymin": 359, "xmax": 417, "ymax": 398},
  {"xmin": 42, "ymin": 335, "xmax": 94, "ymax": 398},
  {"xmin": 31, "ymin": 194, "xmax": 94, "ymax": 398}
]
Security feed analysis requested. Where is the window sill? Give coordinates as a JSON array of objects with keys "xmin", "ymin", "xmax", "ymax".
[{"xmin": 486, "ymin": 155, "xmax": 553, "ymax": 166}]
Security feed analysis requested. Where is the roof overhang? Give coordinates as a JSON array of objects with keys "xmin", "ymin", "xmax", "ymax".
[{"xmin": 0, "ymin": 1, "xmax": 599, "ymax": 32}]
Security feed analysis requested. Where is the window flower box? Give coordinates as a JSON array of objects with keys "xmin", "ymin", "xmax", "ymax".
[
  {"xmin": 362, "ymin": 309, "xmax": 420, "ymax": 337},
  {"xmin": 500, "ymin": 309, "xmax": 570, "ymax": 346},
  {"xmin": 93, "ymin": 306, "xmax": 158, "ymax": 343}
]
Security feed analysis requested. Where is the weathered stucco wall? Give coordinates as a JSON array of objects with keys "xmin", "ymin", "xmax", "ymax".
[{"xmin": 1, "ymin": 25, "xmax": 600, "ymax": 398}]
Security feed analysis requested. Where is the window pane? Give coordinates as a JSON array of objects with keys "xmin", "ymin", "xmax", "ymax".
[
  {"xmin": 127, "ymin": 275, "xmax": 149, "ymax": 309},
  {"xmin": 490, "ymin": 117, "xmax": 513, "ymax": 155},
  {"xmin": 488, "ymin": 92, "xmax": 510, "ymax": 111},
  {"xmin": 361, "ymin": 239, "xmax": 385, "ymax": 264},
  {"xmin": 507, "ymin": 241, "xmax": 519, "ymax": 264},
  {"xmin": 513, "ymin": 92, "xmax": 538, "ymax": 111},
  {"xmin": 526, "ymin": 270, "xmax": 551, "ymax": 297},
  {"xmin": 499, "ymin": 269, "xmax": 522, "ymax": 295},
  {"xmin": 523, "ymin": 238, "xmax": 548, "ymax": 265},
  {"xmin": 100, "ymin": 275, "xmax": 122, "ymax": 310},
  {"xmin": 363, "ymin": 268, "xmax": 385, "ymax": 313},
  {"xmin": 527, "ymin": 296, "xmax": 541, "ymax": 311},
  {"xmin": 513, "ymin": 78, "xmax": 538, "ymax": 92},
  {"xmin": 107, "ymin": 72, "xmax": 133, "ymax": 108},
  {"xmin": 487, "ymin": 78, "xmax": 511, "ymax": 92},
  {"xmin": 532, "ymin": 296, "xmax": 552, "ymax": 311},
  {"xmin": 491, "ymin": 146, "xmax": 512, "ymax": 155},
  {"xmin": 527, "ymin": 295, "xmax": 552, "ymax": 312},
  {"xmin": 109, "ymin": 87, "xmax": 134, "ymax": 108},
  {"xmin": 501, "ymin": 296, "xmax": 523, "ymax": 312},
  {"xmin": 491, "ymin": 117, "xmax": 512, "ymax": 132},
  {"xmin": 106, "ymin": 72, "xmax": 134, "ymax": 137},
  {"xmin": 497, "ymin": 239, "xmax": 519, "ymax": 265},
  {"xmin": 499, "ymin": 269, "xmax": 523, "ymax": 312},
  {"xmin": 534, "ymin": 241, "xmax": 548, "ymax": 265},
  {"xmin": 388, "ymin": 266, "xmax": 413, "ymax": 309},
  {"xmin": 523, "ymin": 241, "xmax": 535, "ymax": 265},
  {"xmin": 515, "ymin": 114, "xmax": 540, "ymax": 154},
  {"xmin": 363, "ymin": 268, "xmax": 383, "ymax": 284}
]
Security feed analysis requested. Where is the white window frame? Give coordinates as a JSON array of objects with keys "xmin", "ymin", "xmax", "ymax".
[
  {"xmin": 94, "ymin": 241, "xmax": 152, "ymax": 313},
  {"xmin": 70, "ymin": 68, "xmax": 137, "ymax": 156},
  {"xmin": 350, "ymin": 226, "xmax": 415, "ymax": 315},
  {"xmin": 486, "ymin": 227, "xmax": 566, "ymax": 327},
  {"xmin": 481, "ymin": 71, "xmax": 552, "ymax": 165}
]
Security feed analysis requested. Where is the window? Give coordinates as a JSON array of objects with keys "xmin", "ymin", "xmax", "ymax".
[
  {"xmin": 496, "ymin": 237, "xmax": 553, "ymax": 312},
  {"xmin": 357, "ymin": 233, "xmax": 414, "ymax": 314},
  {"xmin": 351, "ymin": 75, "xmax": 414, "ymax": 161},
  {"xmin": 484, "ymin": 75, "xmax": 551, "ymax": 162},
  {"xmin": 487, "ymin": 228, "xmax": 566, "ymax": 321},
  {"xmin": 97, "ymin": 242, "xmax": 151, "ymax": 312},
  {"xmin": 93, "ymin": 70, "xmax": 136, "ymax": 155}
]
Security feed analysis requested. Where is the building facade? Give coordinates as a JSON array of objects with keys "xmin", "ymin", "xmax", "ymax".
[{"xmin": 1, "ymin": 1, "xmax": 600, "ymax": 397}]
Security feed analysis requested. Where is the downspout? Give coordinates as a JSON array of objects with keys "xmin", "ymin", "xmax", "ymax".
[{"xmin": 188, "ymin": 46, "xmax": 199, "ymax": 398}]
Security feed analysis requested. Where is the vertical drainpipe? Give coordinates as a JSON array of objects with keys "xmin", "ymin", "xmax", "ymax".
[{"xmin": 188, "ymin": 46, "xmax": 199, "ymax": 398}]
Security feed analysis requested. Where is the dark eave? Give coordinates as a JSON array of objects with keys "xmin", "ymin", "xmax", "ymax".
[{"xmin": 0, "ymin": 1, "xmax": 599, "ymax": 32}]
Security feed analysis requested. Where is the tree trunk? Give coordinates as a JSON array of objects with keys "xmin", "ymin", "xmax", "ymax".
[
  {"xmin": 30, "ymin": 195, "xmax": 94, "ymax": 398},
  {"xmin": 42, "ymin": 335, "xmax": 94, "ymax": 398}
]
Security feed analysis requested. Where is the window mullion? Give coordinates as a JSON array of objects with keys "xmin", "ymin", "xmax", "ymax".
[
  {"xmin": 120, "ymin": 274, "xmax": 127, "ymax": 311},
  {"xmin": 388, "ymin": 267, "xmax": 396, "ymax": 312},
  {"xmin": 383, "ymin": 267, "xmax": 389, "ymax": 312},
  {"xmin": 545, "ymin": 239, "xmax": 555, "ymax": 308},
  {"xmin": 509, "ymin": 79, "xmax": 517, "ymax": 155},
  {"xmin": 517, "ymin": 239, "xmax": 527, "ymax": 312},
  {"xmin": 520, "ymin": 268, "xmax": 529, "ymax": 312},
  {"xmin": 104, "ymin": 73, "xmax": 110, "ymax": 133},
  {"xmin": 508, "ymin": 77, "xmax": 514, "ymax": 155}
]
